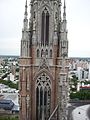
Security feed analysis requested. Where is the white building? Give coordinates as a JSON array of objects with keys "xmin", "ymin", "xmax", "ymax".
[
  {"xmin": 77, "ymin": 67, "xmax": 83, "ymax": 80},
  {"xmin": 88, "ymin": 63, "xmax": 90, "ymax": 80}
]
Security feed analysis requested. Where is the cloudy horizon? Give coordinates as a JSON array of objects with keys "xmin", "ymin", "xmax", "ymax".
[{"xmin": 0, "ymin": 0, "xmax": 90, "ymax": 57}]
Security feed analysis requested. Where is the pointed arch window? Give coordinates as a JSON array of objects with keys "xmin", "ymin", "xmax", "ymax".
[
  {"xmin": 46, "ymin": 49, "xmax": 48, "ymax": 57},
  {"xmin": 41, "ymin": 49, "xmax": 44, "ymax": 57},
  {"xmin": 46, "ymin": 12, "xmax": 49, "ymax": 45},
  {"xmin": 36, "ymin": 73, "xmax": 51, "ymax": 120},
  {"xmin": 41, "ymin": 11, "xmax": 45, "ymax": 46},
  {"xmin": 41, "ymin": 9, "xmax": 49, "ymax": 46},
  {"xmin": 33, "ymin": 11, "xmax": 35, "ymax": 19},
  {"xmin": 50, "ymin": 49, "xmax": 52, "ymax": 58},
  {"xmin": 37, "ymin": 49, "xmax": 40, "ymax": 58}
]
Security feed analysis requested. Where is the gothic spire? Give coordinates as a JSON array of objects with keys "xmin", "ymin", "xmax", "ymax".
[
  {"xmin": 63, "ymin": 0, "xmax": 66, "ymax": 21},
  {"xmin": 23, "ymin": 0, "xmax": 28, "ymax": 30},
  {"xmin": 24, "ymin": 0, "xmax": 28, "ymax": 19}
]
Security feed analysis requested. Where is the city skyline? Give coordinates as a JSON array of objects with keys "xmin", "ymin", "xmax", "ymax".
[{"xmin": 0, "ymin": 0, "xmax": 90, "ymax": 57}]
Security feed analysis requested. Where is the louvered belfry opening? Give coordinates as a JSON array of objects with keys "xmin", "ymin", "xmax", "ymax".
[
  {"xmin": 36, "ymin": 73, "xmax": 51, "ymax": 120},
  {"xmin": 41, "ymin": 8, "xmax": 49, "ymax": 46}
]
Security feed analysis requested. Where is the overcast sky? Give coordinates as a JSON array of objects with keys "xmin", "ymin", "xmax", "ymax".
[{"xmin": 0, "ymin": 0, "xmax": 90, "ymax": 57}]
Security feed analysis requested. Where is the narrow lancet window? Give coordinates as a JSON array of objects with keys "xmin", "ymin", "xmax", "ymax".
[
  {"xmin": 37, "ymin": 49, "xmax": 40, "ymax": 58},
  {"xmin": 50, "ymin": 50, "xmax": 52, "ymax": 58},
  {"xmin": 46, "ymin": 49, "xmax": 48, "ymax": 57},
  {"xmin": 41, "ymin": 49, "xmax": 44, "ymax": 57},
  {"xmin": 41, "ymin": 11, "xmax": 45, "ymax": 46},
  {"xmin": 46, "ymin": 12, "xmax": 49, "ymax": 45},
  {"xmin": 41, "ymin": 9, "xmax": 49, "ymax": 46}
]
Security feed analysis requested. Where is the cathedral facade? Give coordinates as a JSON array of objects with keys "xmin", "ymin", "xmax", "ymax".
[{"xmin": 19, "ymin": 0, "xmax": 69, "ymax": 120}]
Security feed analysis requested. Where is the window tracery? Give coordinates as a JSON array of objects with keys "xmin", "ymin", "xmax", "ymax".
[{"xmin": 36, "ymin": 73, "xmax": 51, "ymax": 120}]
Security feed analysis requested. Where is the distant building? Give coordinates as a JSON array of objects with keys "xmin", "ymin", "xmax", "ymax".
[
  {"xmin": 0, "ymin": 100, "xmax": 14, "ymax": 114},
  {"xmin": 0, "ymin": 95, "xmax": 4, "ymax": 100},
  {"xmin": 88, "ymin": 63, "xmax": 90, "ymax": 80},
  {"xmin": 80, "ymin": 86, "xmax": 90, "ymax": 90}
]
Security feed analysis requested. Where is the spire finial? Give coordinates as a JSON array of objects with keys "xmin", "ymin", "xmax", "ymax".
[
  {"xmin": 63, "ymin": 0, "xmax": 66, "ymax": 20},
  {"xmin": 24, "ymin": 0, "xmax": 28, "ymax": 18},
  {"xmin": 23, "ymin": 0, "xmax": 28, "ymax": 29},
  {"xmin": 64, "ymin": 0, "xmax": 66, "ymax": 14}
]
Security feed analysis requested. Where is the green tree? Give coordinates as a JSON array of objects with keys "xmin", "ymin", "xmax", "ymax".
[
  {"xmin": 70, "ymin": 90, "xmax": 90, "ymax": 100},
  {"xmin": 0, "ymin": 80, "xmax": 18, "ymax": 90},
  {"xmin": 70, "ymin": 75, "xmax": 79, "ymax": 92},
  {"xmin": 0, "ymin": 116, "xmax": 18, "ymax": 120}
]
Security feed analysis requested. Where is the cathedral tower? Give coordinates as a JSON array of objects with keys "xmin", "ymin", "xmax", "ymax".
[{"xmin": 19, "ymin": 0, "xmax": 69, "ymax": 120}]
